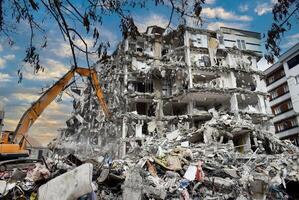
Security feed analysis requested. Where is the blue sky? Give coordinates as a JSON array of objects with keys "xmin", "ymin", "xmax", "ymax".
[{"xmin": 0, "ymin": 0, "xmax": 298, "ymax": 146}]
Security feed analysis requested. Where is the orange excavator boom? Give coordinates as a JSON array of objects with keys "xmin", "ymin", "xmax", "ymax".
[{"xmin": 0, "ymin": 67, "xmax": 111, "ymax": 159}]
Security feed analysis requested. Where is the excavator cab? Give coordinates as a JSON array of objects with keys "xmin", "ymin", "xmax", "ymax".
[{"xmin": 1, "ymin": 131, "xmax": 14, "ymax": 144}]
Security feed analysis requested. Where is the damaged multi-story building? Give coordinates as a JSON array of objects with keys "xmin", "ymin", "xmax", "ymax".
[
  {"xmin": 118, "ymin": 25, "xmax": 274, "ymax": 155},
  {"xmin": 48, "ymin": 25, "xmax": 299, "ymax": 199},
  {"xmin": 53, "ymin": 25, "xmax": 274, "ymax": 157}
]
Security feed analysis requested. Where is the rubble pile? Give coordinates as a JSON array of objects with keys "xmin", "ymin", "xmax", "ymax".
[{"xmin": 1, "ymin": 123, "xmax": 298, "ymax": 199}]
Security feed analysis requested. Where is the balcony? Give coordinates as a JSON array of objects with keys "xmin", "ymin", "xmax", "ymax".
[
  {"xmin": 266, "ymin": 76, "xmax": 287, "ymax": 91},
  {"xmin": 270, "ymin": 92, "xmax": 291, "ymax": 107},
  {"xmin": 276, "ymin": 126, "xmax": 299, "ymax": 139},
  {"xmin": 272, "ymin": 110, "xmax": 296, "ymax": 123}
]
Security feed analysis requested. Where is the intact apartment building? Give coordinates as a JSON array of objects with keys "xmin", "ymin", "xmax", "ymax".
[
  {"xmin": 57, "ymin": 25, "xmax": 273, "ymax": 156},
  {"xmin": 264, "ymin": 43, "xmax": 299, "ymax": 146}
]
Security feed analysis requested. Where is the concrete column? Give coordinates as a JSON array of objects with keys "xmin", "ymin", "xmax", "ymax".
[
  {"xmin": 135, "ymin": 120, "xmax": 143, "ymax": 138},
  {"xmin": 153, "ymin": 79, "xmax": 164, "ymax": 137},
  {"xmin": 154, "ymin": 38, "xmax": 162, "ymax": 58},
  {"xmin": 230, "ymin": 72, "xmax": 237, "ymax": 88},
  {"xmin": 188, "ymin": 101, "xmax": 194, "ymax": 115},
  {"xmin": 243, "ymin": 133, "xmax": 251, "ymax": 153},
  {"xmin": 121, "ymin": 117, "xmax": 127, "ymax": 158},
  {"xmin": 188, "ymin": 101, "xmax": 194, "ymax": 128},
  {"xmin": 153, "ymin": 79, "xmax": 163, "ymax": 119},
  {"xmin": 258, "ymin": 94, "xmax": 266, "ymax": 114},
  {"xmin": 184, "ymin": 31, "xmax": 193, "ymax": 89},
  {"xmin": 121, "ymin": 61, "xmax": 129, "ymax": 158},
  {"xmin": 264, "ymin": 97, "xmax": 272, "ymax": 115},
  {"xmin": 230, "ymin": 94, "xmax": 239, "ymax": 113},
  {"xmin": 124, "ymin": 39, "xmax": 129, "ymax": 52},
  {"xmin": 124, "ymin": 63, "xmax": 128, "ymax": 93}
]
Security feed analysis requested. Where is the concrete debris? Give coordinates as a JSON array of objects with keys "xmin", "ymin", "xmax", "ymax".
[
  {"xmin": 38, "ymin": 163, "xmax": 93, "ymax": 200},
  {"xmin": 2, "ymin": 25, "xmax": 299, "ymax": 199}
]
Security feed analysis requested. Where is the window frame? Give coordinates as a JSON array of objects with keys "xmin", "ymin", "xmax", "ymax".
[{"xmin": 287, "ymin": 54, "xmax": 299, "ymax": 69}]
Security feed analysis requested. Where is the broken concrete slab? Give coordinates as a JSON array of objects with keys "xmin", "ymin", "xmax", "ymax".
[{"xmin": 38, "ymin": 163, "xmax": 93, "ymax": 200}]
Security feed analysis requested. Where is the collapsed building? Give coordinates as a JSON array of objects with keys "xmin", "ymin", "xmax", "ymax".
[
  {"xmin": 53, "ymin": 25, "xmax": 274, "ymax": 156},
  {"xmin": 41, "ymin": 25, "xmax": 299, "ymax": 199}
]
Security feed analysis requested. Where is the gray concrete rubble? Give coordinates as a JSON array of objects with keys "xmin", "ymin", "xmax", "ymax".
[{"xmin": 1, "ymin": 25, "xmax": 299, "ymax": 199}]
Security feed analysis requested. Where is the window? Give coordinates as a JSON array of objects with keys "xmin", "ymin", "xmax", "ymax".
[
  {"xmin": 268, "ymin": 76, "xmax": 275, "ymax": 84},
  {"xmin": 274, "ymin": 107, "xmax": 281, "ymax": 115},
  {"xmin": 271, "ymin": 90, "xmax": 278, "ymax": 99},
  {"xmin": 291, "ymin": 118, "xmax": 298, "ymax": 127},
  {"xmin": 241, "ymin": 40, "xmax": 246, "ymax": 50},
  {"xmin": 236, "ymin": 39, "xmax": 246, "ymax": 50},
  {"xmin": 196, "ymin": 38, "xmax": 202, "ymax": 44},
  {"xmin": 283, "ymin": 84, "xmax": 289, "ymax": 93},
  {"xmin": 237, "ymin": 40, "xmax": 241, "ymax": 49},
  {"xmin": 288, "ymin": 101, "xmax": 293, "ymax": 109},
  {"xmin": 277, "ymin": 124, "xmax": 284, "ymax": 132},
  {"xmin": 287, "ymin": 54, "xmax": 299, "ymax": 69},
  {"xmin": 218, "ymin": 35, "xmax": 224, "ymax": 45},
  {"xmin": 295, "ymin": 75, "xmax": 299, "ymax": 84}
]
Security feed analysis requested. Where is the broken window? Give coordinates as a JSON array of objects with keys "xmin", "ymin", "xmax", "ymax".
[
  {"xmin": 287, "ymin": 53, "xmax": 299, "ymax": 69},
  {"xmin": 136, "ymin": 41, "xmax": 144, "ymax": 53},
  {"xmin": 162, "ymin": 79, "xmax": 172, "ymax": 96},
  {"xmin": 173, "ymin": 103, "xmax": 188, "ymax": 115},
  {"xmin": 163, "ymin": 103, "xmax": 188, "ymax": 116},
  {"xmin": 129, "ymin": 42, "xmax": 136, "ymax": 51},
  {"xmin": 136, "ymin": 102, "xmax": 147, "ymax": 115},
  {"xmin": 128, "ymin": 81, "xmax": 153, "ymax": 93},
  {"xmin": 236, "ymin": 73, "xmax": 257, "ymax": 91},
  {"xmin": 162, "ymin": 48, "xmax": 169, "ymax": 56},
  {"xmin": 233, "ymin": 133, "xmax": 251, "ymax": 153},
  {"xmin": 134, "ymin": 102, "xmax": 155, "ymax": 116},
  {"xmin": 237, "ymin": 94, "xmax": 260, "ymax": 113},
  {"xmin": 142, "ymin": 123, "xmax": 148, "ymax": 135}
]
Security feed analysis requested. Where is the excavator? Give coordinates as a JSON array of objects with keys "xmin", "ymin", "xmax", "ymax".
[{"xmin": 0, "ymin": 67, "xmax": 111, "ymax": 164}]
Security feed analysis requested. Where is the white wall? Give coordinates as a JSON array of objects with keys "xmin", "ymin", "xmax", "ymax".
[
  {"xmin": 283, "ymin": 57, "xmax": 299, "ymax": 113},
  {"xmin": 189, "ymin": 33, "xmax": 208, "ymax": 48}
]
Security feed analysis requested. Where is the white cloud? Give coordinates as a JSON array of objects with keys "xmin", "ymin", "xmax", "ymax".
[
  {"xmin": 0, "ymin": 54, "xmax": 16, "ymax": 69},
  {"xmin": 23, "ymin": 59, "xmax": 69, "ymax": 81},
  {"xmin": 254, "ymin": 2, "xmax": 273, "ymax": 16},
  {"xmin": 0, "ymin": 96, "xmax": 9, "ymax": 103},
  {"xmin": 0, "ymin": 44, "xmax": 3, "ymax": 52},
  {"xmin": 0, "ymin": 58, "xmax": 6, "ymax": 69},
  {"xmin": 13, "ymin": 92, "xmax": 40, "ymax": 103},
  {"xmin": 202, "ymin": 7, "xmax": 252, "ymax": 21},
  {"xmin": 205, "ymin": 0, "xmax": 216, "ymax": 4},
  {"xmin": 3, "ymin": 54, "xmax": 16, "ymax": 61},
  {"xmin": 282, "ymin": 33, "xmax": 299, "ymax": 49},
  {"xmin": 239, "ymin": 4, "xmax": 249, "ymax": 12},
  {"xmin": 100, "ymin": 29, "xmax": 119, "ymax": 48},
  {"xmin": 135, "ymin": 13, "xmax": 170, "ymax": 32},
  {"xmin": 0, "ymin": 73, "xmax": 12, "ymax": 82},
  {"xmin": 51, "ymin": 42, "xmax": 72, "ymax": 58},
  {"xmin": 207, "ymin": 21, "xmax": 249, "ymax": 31}
]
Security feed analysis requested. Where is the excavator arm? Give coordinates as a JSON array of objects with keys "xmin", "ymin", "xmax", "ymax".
[{"xmin": 12, "ymin": 67, "xmax": 111, "ymax": 147}]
